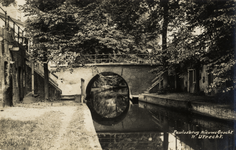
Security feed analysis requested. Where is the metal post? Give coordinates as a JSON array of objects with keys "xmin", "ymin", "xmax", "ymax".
[
  {"xmin": 0, "ymin": 39, "xmax": 3, "ymax": 108},
  {"xmin": 30, "ymin": 39, "xmax": 34, "ymax": 95},
  {"xmin": 18, "ymin": 26, "xmax": 19, "ymax": 42},
  {"xmin": 31, "ymin": 61, "xmax": 34, "ymax": 95},
  {"xmin": 7, "ymin": 16, "xmax": 9, "ymax": 30},
  {"xmin": 4, "ymin": 12, "xmax": 7, "ymax": 27},
  {"xmin": 13, "ymin": 22, "xmax": 15, "ymax": 33},
  {"xmin": 44, "ymin": 62, "xmax": 49, "ymax": 101},
  {"xmin": 22, "ymin": 31, "xmax": 24, "ymax": 44},
  {"xmin": 29, "ymin": 38, "xmax": 33, "ymax": 95}
]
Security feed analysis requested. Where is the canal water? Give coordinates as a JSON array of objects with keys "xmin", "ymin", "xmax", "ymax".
[
  {"xmin": 93, "ymin": 102, "xmax": 234, "ymax": 150},
  {"xmin": 86, "ymin": 73, "xmax": 234, "ymax": 150}
]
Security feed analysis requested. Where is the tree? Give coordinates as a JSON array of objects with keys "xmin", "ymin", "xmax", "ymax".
[
  {"xmin": 0, "ymin": 0, "xmax": 16, "ymax": 6},
  {"xmin": 22, "ymin": 0, "xmax": 69, "ymax": 100},
  {"xmin": 139, "ymin": 0, "xmax": 235, "ymax": 94},
  {"xmin": 21, "ymin": 0, "xmax": 154, "ymax": 100},
  {"xmin": 23, "ymin": 0, "xmax": 236, "ymax": 95},
  {"xmin": 22, "ymin": 0, "xmax": 159, "ymax": 67},
  {"xmin": 170, "ymin": 0, "xmax": 236, "ymax": 93},
  {"xmin": 144, "ymin": 0, "xmax": 187, "ymax": 88}
]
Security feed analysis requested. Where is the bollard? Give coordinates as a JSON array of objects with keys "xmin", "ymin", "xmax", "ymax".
[
  {"xmin": 81, "ymin": 78, "xmax": 85, "ymax": 103},
  {"xmin": 74, "ymin": 94, "xmax": 81, "ymax": 103}
]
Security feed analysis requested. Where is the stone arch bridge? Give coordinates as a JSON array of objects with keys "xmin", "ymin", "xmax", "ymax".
[{"xmin": 54, "ymin": 63, "xmax": 158, "ymax": 100}]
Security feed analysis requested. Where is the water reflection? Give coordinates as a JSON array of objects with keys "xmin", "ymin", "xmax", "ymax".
[
  {"xmin": 94, "ymin": 104, "xmax": 160, "ymax": 132},
  {"xmin": 97, "ymin": 132, "xmax": 163, "ymax": 150},
  {"xmin": 95, "ymin": 102, "xmax": 235, "ymax": 150},
  {"xmin": 141, "ymin": 102, "xmax": 234, "ymax": 150},
  {"xmin": 91, "ymin": 88, "xmax": 129, "ymax": 118},
  {"xmin": 86, "ymin": 72, "xmax": 130, "ymax": 125}
]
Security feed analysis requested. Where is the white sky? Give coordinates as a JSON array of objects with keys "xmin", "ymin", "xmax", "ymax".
[
  {"xmin": 16, "ymin": 0, "xmax": 25, "ymax": 6},
  {"xmin": 15, "ymin": 0, "xmax": 26, "ymax": 21}
]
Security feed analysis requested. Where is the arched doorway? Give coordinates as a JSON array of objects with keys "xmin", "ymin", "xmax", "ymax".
[{"xmin": 86, "ymin": 72, "xmax": 130, "ymax": 125}]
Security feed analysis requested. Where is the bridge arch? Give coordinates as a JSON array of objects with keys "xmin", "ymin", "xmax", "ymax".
[
  {"xmin": 55, "ymin": 64, "xmax": 157, "ymax": 99},
  {"xmin": 85, "ymin": 72, "xmax": 131, "ymax": 99},
  {"xmin": 54, "ymin": 64, "xmax": 158, "ymax": 124},
  {"xmin": 85, "ymin": 72, "xmax": 130, "ymax": 125}
]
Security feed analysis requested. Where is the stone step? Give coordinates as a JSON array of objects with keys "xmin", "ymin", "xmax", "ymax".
[
  {"xmin": 61, "ymin": 95, "xmax": 75, "ymax": 100},
  {"xmin": 61, "ymin": 95, "xmax": 83, "ymax": 103}
]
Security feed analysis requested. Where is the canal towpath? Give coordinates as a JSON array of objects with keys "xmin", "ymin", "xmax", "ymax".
[
  {"xmin": 1, "ymin": 100, "xmax": 102, "ymax": 150},
  {"xmin": 139, "ymin": 92, "xmax": 236, "ymax": 121}
]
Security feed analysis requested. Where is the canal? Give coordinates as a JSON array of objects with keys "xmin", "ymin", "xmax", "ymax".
[
  {"xmin": 94, "ymin": 102, "xmax": 234, "ymax": 150},
  {"xmin": 86, "ymin": 73, "xmax": 234, "ymax": 150}
]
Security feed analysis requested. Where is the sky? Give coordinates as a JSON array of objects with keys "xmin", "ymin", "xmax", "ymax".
[
  {"xmin": 16, "ymin": 0, "xmax": 25, "ymax": 6},
  {"xmin": 16, "ymin": 0, "xmax": 26, "ymax": 21}
]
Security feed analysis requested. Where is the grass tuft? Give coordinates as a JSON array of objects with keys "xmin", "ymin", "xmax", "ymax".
[{"xmin": 0, "ymin": 111, "xmax": 62, "ymax": 150}]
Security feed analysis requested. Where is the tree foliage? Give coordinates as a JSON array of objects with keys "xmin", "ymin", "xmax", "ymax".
[
  {"xmin": 21, "ymin": 0, "xmax": 155, "ymax": 67},
  {"xmin": 22, "ymin": 0, "xmax": 235, "ymax": 92},
  {"xmin": 167, "ymin": 0, "xmax": 235, "ymax": 92},
  {"xmin": 0, "ymin": 0, "xmax": 16, "ymax": 6},
  {"xmin": 146, "ymin": 0, "xmax": 235, "ymax": 92}
]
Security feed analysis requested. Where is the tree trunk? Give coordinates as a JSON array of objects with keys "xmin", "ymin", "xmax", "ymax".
[
  {"xmin": 19, "ymin": 66, "xmax": 24, "ymax": 101},
  {"xmin": 2, "ymin": 35, "xmax": 12, "ymax": 106},
  {"xmin": 161, "ymin": 0, "xmax": 169, "ymax": 66},
  {"xmin": 44, "ymin": 62, "xmax": 49, "ymax": 101},
  {"xmin": 161, "ymin": 0, "xmax": 169, "ymax": 87},
  {"xmin": 12, "ymin": 63, "xmax": 17, "ymax": 105},
  {"xmin": 31, "ymin": 59, "xmax": 35, "ymax": 95},
  {"xmin": 0, "ymin": 42, "xmax": 4, "ymax": 108},
  {"xmin": 12, "ymin": 63, "xmax": 20, "ymax": 105}
]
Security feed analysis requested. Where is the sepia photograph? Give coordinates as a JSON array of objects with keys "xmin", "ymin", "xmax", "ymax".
[{"xmin": 0, "ymin": 0, "xmax": 235, "ymax": 149}]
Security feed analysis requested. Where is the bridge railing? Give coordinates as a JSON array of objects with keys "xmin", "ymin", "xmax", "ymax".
[{"xmin": 82, "ymin": 54, "xmax": 159, "ymax": 64}]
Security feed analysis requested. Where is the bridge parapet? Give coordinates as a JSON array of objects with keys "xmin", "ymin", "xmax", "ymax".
[{"xmin": 78, "ymin": 54, "xmax": 160, "ymax": 65}]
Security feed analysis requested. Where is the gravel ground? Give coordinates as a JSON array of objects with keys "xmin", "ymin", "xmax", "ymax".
[{"xmin": 0, "ymin": 102, "xmax": 102, "ymax": 150}]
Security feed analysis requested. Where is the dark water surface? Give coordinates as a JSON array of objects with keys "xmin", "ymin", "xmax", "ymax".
[
  {"xmin": 94, "ymin": 102, "xmax": 235, "ymax": 150},
  {"xmin": 86, "ymin": 74, "xmax": 234, "ymax": 149}
]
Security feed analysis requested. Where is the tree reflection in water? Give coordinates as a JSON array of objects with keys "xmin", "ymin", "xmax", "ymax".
[{"xmin": 89, "ymin": 73, "xmax": 129, "ymax": 118}]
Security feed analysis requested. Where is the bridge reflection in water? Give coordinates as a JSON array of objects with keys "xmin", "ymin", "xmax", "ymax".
[
  {"xmin": 93, "ymin": 102, "xmax": 234, "ymax": 150},
  {"xmin": 86, "ymin": 72, "xmax": 234, "ymax": 149},
  {"xmin": 86, "ymin": 72, "xmax": 130, "ymax": 125},
  {"xmin": 90, "ymin": 88, "xmax": 129, "ymax": 119}
]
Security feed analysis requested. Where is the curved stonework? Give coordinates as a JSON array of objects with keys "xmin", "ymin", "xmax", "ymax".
[{"xmin": 55, "ymin": 64, "xmax": 158, "ymax": 97}]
